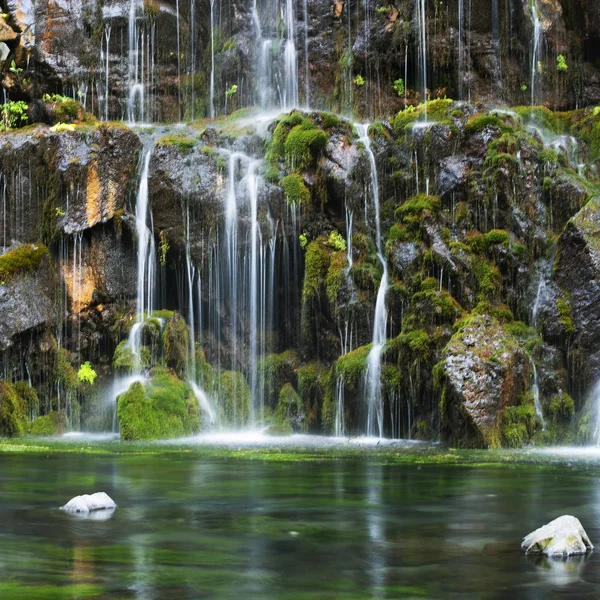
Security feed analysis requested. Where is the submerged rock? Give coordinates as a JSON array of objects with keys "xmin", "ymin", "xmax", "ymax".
[
  {"xmin": 522, "ymin": 515, "xmax": 594, "ymax": 556},
  {"xmin": 61, "ymin": 492, "xmax": 117, "ymax": 514}
]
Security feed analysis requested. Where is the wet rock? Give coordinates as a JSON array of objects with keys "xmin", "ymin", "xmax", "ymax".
[
  {"xmin": 439, "ymin": 315, "xmax": 529, "ymax": 448},
  {"xmin": 522, "ymin": 515, "xmax": 594, "ymax": 556},
  {"xmin": 438, "ymin": 155, "xmax": 471, "ymax": 199},
  {"xmin": 554, "ymin": 196, "xmax": 600, "ymax": 381},
  {"xmin": 0, "ymin": 124, "xmax": 140, "ymax": 243},
  {"xmin": 390, "ymin": 241, "xmax": 419, "ymax": 275},
  {"xmin": 0, "ymin": 254, "xmax": 57, "ymax": 350},
  {"xmin": 61, "ymin": 492, "xmax": 117, "ymax": 513}
]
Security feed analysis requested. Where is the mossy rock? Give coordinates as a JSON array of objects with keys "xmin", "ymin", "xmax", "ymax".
[
  {"xmin": 0, "ymin": 243, "xmax": 48, "ymax": 282},
  {"xmin": 117, "ymin": 369, "xmax": 201, "ymax": 441},
  {"xmin": 302, "ymin": 236, "xmax": 331, "ymax": 301},
  {"xmin": 275, "ymin": 383, "xmax": 305, "ymax": 432},
  {"xmin": 113, "ymin": 340, "xmax": 135, "ymax": 374},
  {"xmin": 0, "ymin": 380, "xmax": 28, "ymax": 437},
  {"xmin": 163, "ymin": 312, "xmax": 190, "ymax": 377},
  {"xmin": 216, "ymin": 370, "xmax": 251, "ymax": 427},
  {"xmin": 297, "ymin": 362, "xmax": 331, "ymax": 432},
  {"xmin": 335, "ymin": 344, "xmax": 372, "ymax": 393},
  {"xmin": 281, "ymin": 173, "xmax": 310, "ymax": 205},
  {"xmin": 156, "ymin": 133, "xmax": 197, "ymax": 153},
  {"xmin": 29, "ymin": 411, "xmax": 68, "ymax": 436},
  {"xmin": 256, "ymin": 350, "xmax": 299, "ymax": 409},
  {"xmin": 13, "ymin": 381, "xmax": 39, "ymax": 419}
]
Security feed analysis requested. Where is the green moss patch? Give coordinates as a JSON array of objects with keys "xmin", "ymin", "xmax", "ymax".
[
  {"xmin": 117, "ymin": 369, "xmax": 201, "ymax": 441},
  {"xmin": 281, "ymin": 173, "xmax": 310, "ymax": 205},
  {"xmin": 0, "ymin": 243, "xmax": 48, "ymax": 282}
]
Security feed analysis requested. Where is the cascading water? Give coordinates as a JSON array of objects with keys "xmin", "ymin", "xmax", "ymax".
[
  {"xmin": 209, "ymin": 0, "xmax": 215, "ymax": 118},
  {"xmin": 530, "ymin": 263, "xmax": 548, "ymax": 427},
  {"xmin": 283, "ymin": 0, "xmax": 299, "ymax": 110},
  {"xmin": 416, "ymin": 0, "xmax": 427, "ymax": 116},
  {"xmin": 127, "ymin": 0, "xmax": 144, "ymax": 123},
  {"xmin": 253, "ymin": 0, "xmax": 299, "ymax": 111},
  {"xmin": 357, "ymin": 124, "xmax": 388, "ymax": 438},
  {"xmin": 530, "ymin": 0, "xmax": 542, "ymax": 107},
  {"xmin": 112, "ymin": 148, "xmax": 155, "ymax": 425}
]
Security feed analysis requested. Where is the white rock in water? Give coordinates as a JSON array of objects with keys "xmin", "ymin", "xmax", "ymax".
[
  {"xmin": 522, "ymin": 515, "xmax": 594, "ymax": 556},
  {"xmin": 60, "ymin": 492, "xmax": 117, "ymax": 513}
]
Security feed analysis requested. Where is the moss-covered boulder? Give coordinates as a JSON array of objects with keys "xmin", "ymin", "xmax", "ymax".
[
  {"xmin": 0, "ymin": 380, "xmax": 28, "ymax": 437},
  {"xmin": 117, "ymin": 369, "xmax": 201, "ymax": 441},
  {"xmin": 437, "ymin": 314, "xmax": 530, "ymax": 448},
  {"xmin": 256, "ymin": 350, "xmax": 299, "ymax": 409},
  {"xmin": 29, "ymin": 411, "xmax": 68, "ymax": 436},
  {"xmin": 163, "ymin": 312, "xmax": 190, "ymax": 377},
  {"xmin": 216, "ymin": 371, "xmax": 251, "ymax": 428},
  {"xmin": 275, "ymin": 383, "xmax": 305, "ymax": 432}
]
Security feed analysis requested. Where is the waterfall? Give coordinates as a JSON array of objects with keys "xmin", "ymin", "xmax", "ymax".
[
  {"xmin": 357, "ymin": 124, "xmax": 388, "ymax": 438},
  {"xmin": 112, "ymin": 148, "xmax": 155, "ymax": 427},
  {"xmin": 225, "ymin": 153, "xmax": 239, "ymax": 377},
  {"xmin": 127, "ymin": 0, "xmax": 144, "ymax": 123},
  {"xmin": 457, "ymin": 0, "xmax": 463, "ymax": 100},
  {"xmin": 247, "ymin": 160, "xmax": 261, "ymax": 423},
  {"xmin": 283, "ymin": 0, "xmax": 299, "ymax": 110},
  {"xmin": 253, "ymin": 0, "xmax": 298, "ymax": 111},
  {"xmin": 591, "ymin": 381, "xmax": 600, "ymax": 445},
  {"xmin": 103, "ymin": 25, "xmax": 111, "ymax": 121},
  {"xmin": 530, "ymin": 0, "xmax": 542, "ymax": 107},
  {"xmin": 335, "ymin": 375, "xmax": 345, "ymax": 437},
  {"xmin": 209, "ymin": 0, "xmax": 215, "ymax": 118},
  {"xmin": 127, "ymin": 149, "xmax": 156, "ymax": 365},
  {"xmin": 303, "ymin": 0, "xmax": 309, "ymax": 107},
  {"xmin": 530, "ymin": 264, "xmax": 549, "ymax": 429},
  {"xmin": 416, "ymin": 0, "xmax": 427, "ymax": 113},
  {"xmin": 530, "ymin": 358, "xmax": 545, "ymax": 428},
  {"xmin": 190, "ymin": 0, "xmax": 196, "ymax": 120}
]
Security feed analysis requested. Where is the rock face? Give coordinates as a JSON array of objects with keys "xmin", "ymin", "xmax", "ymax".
[
  {"xmin": 554, "ymin": 197, "xmax": 600, "ymax": 388},
  {"xmin": 0, "ymin": 98, "xmax": 598, "ymax": 444},
  {"xmin": 522, "ymin": 515, "xmax": 594, "ymax": 556},
  {"xmin": 438, "ymin": 315, "xmax": 529, "ymax": 448},
  {"xmin": 61, "ymin": 492, "xmax": 117, "ymax": 513},
  {"xmin": 2, "ymin": 0, "xmax": 599, "ymax": 121}
]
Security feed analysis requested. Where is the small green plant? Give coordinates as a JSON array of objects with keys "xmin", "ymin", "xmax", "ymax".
[
  {"xmin": 42, "ymin": 93, "xmax": 71, "ymax": 103},
  {"xmin": 376, "ymin": 6, "xmax": 390, "ymax": 13},
  {"xmin": 594, "ymin": 106, "xmax": 600, "ymax": 117},
  {"xmin": 521, "ymin": 84, "xmax": 528, "ymax": 92},
  {"xmin": 9, "ymin": 60, "xmax": 22, "ymax": 75},
  {"xmin": 77, "ymin": 361, "xmax": 97, "ymax": 385},
  {"xmin": 55, "ymin": 207, "xmax": 65, "ymax": 217},
  {"xmin": 225, "ymin": 84, "xmax": 238, "ymax": 97},
  {"xmin": 159, "ymin": 230, "xmax": 170, "ymax": 265},
  {"xmin": 392, "ymin": 78, "xmax": 405, "ymax": 97},
  {"xmin": 556, "ymin": 54, "xmax": 568, "ymax": 73},
  {"xmin": 328, "ymin": 230, "xmax": 346, "ymax": 251},
  {"xmin": 50, "ymin": 123, "xmax": 75, "ymax": 133},
  {"xmin": 299, "ymin": 232, "xmax": 308, "ymax": 249},
  {"xmin": 0, "ymin": 100, "xmax": 28, "ymax": 130},
  {"xmin": 353, "ymin": 74, "xmax": 365, "ymax": 87}
]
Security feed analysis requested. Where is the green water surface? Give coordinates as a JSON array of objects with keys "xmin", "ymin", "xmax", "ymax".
[{"xmin": 1, "ymin": 446, "xmax": 599, "ymax": 599}]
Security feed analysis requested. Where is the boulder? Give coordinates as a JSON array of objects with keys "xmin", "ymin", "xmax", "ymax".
[
  {"xmin": 60, "ymin": 491, "xmax": 117, "ymax": 513},
  {"xmin": 438, "ymin": 315, "xmax": 529, "ymax": 448},
  {"xmin": 522, "ymin": 515, "xmax": 594, "ymax": 556},
  {"xmin": 554, "ymin": 196, "xmax": 600, "ymax": 382}
]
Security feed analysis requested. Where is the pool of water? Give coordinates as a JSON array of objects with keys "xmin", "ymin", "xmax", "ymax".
[{"xmin": 1, "ymin": 452, "xmax": 600, "ymax": 598}]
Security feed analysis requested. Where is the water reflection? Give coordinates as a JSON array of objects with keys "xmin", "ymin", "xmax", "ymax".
[
  {"xmin": 528, "ymin": 554, "xmax": 588, "ymax": 587},
  {"xmin": 0, "ymin": 455, "xmax": 599, "ymax": 598}
]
